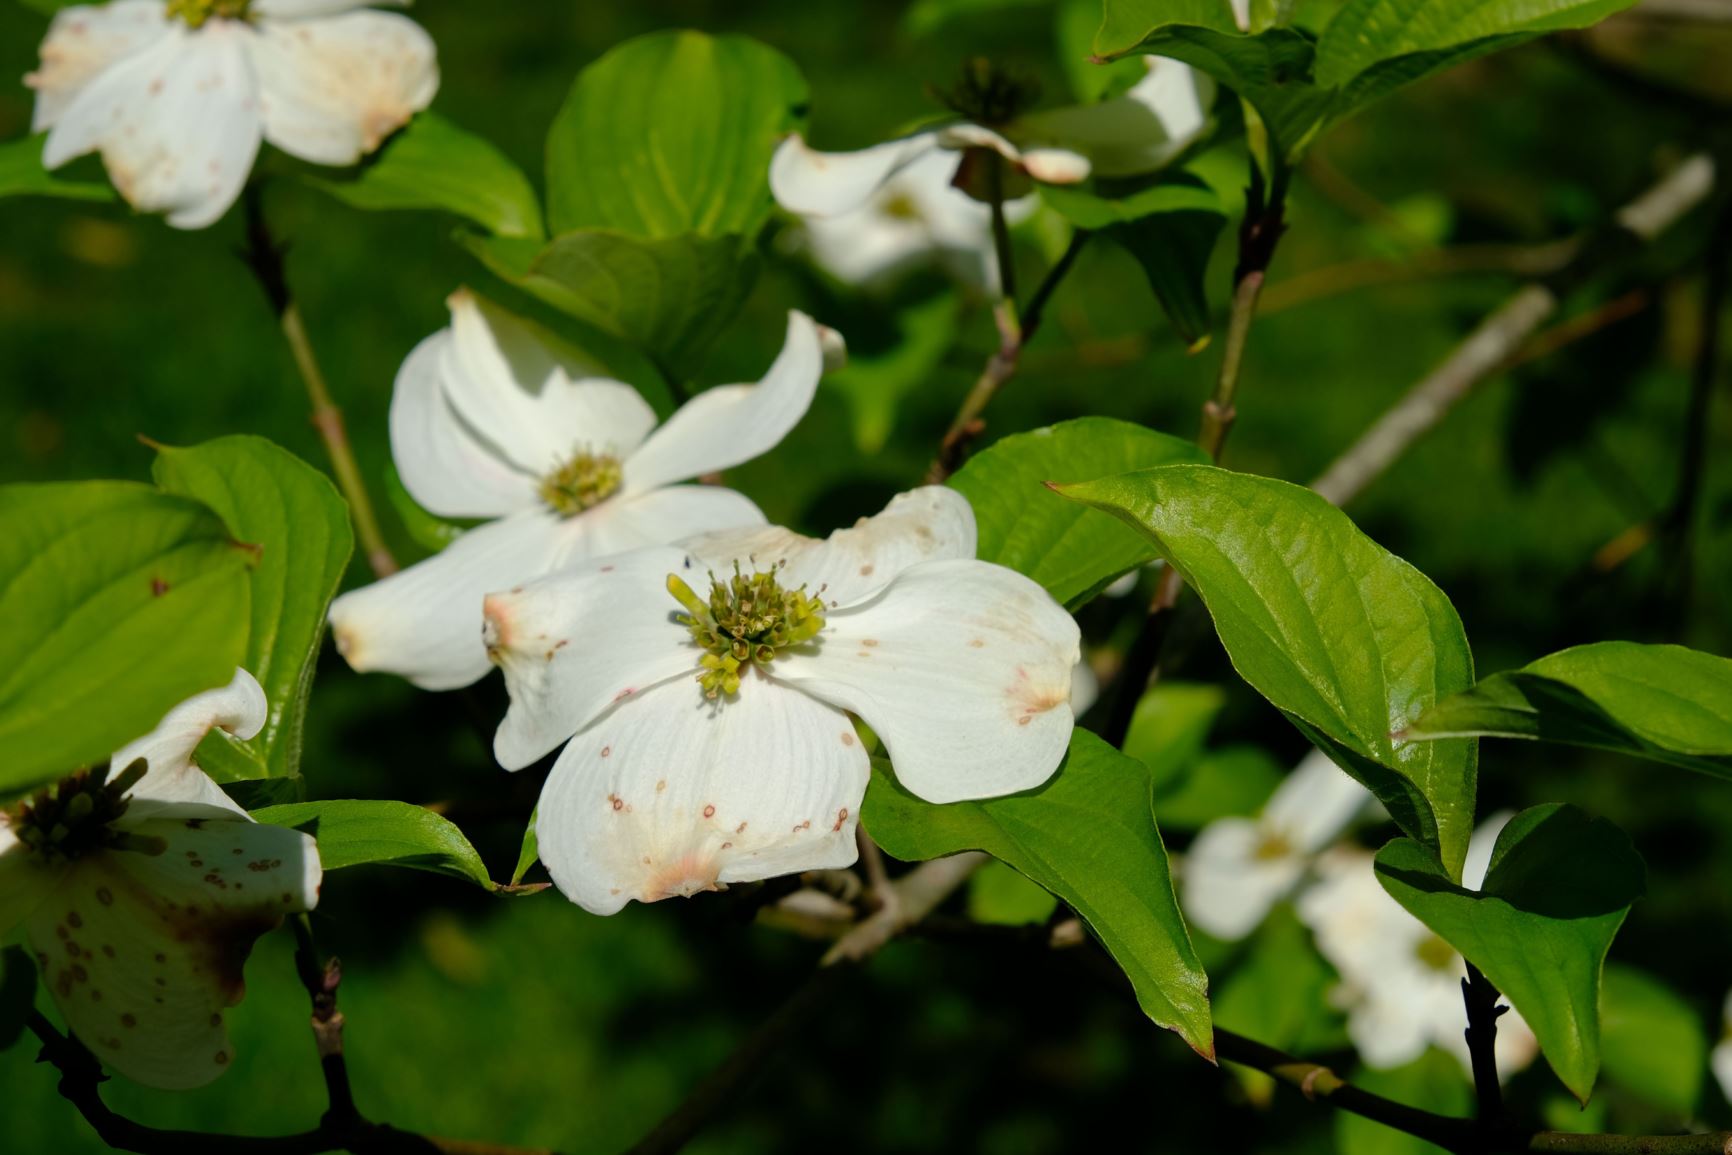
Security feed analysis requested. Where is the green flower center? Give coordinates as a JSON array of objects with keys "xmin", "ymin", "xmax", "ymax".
[
  {"xmin": 667, "ymin": 564, "xmax": 827, "ymax": 699},
  {"xmin": 1252, "ymin": 831, "xmax": 1294, "ymax": 861},
  {"xmin": 1414, "ymin": 933, "xmax": 1457, "ymax": 973},
  {"xmin": 4, "ymin": 759, "xmax": 164, "ymax": 867},
  {"xmin": 166, "ymin": 0, "xmax": 252, "ymax": 28},
  {"xmin": 538, "ymin": 450, "xmax": 622, "ymax": 517}
]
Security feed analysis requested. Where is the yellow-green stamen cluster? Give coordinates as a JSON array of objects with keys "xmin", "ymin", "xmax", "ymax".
[
  {"xmin": 166, "ymin": 0, "xmax": 251, "ymax": 28},
  {"xmin": 5, "ymin": 759, "xmax": 163, "ymax": 867},
  {"xmin": 1414, "ymin": 933, "xmax": 1457, "ymax": 973},
  {"xmin": 538, "ymin": 450, "xmax": 623, "ymax": 517},
  {"xmin": 668, "ymin": 563, "xmax": 827, "ymax": 698}
]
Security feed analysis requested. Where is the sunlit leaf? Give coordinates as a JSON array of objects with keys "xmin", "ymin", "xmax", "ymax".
[{"xmin": 254, "ymin": 800, "xmax": 498, "ymax": 892}]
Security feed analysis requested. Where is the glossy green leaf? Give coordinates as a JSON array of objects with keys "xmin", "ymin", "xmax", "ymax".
[
  {"xmin": 0, "ymin": 134, "xmax": 114, "ymax": 203},
  {"xmin": 512, "ymin": 810, "xmax": 540, "ymax": 887},
  {"xmin": 1059, "ymin": 464, "xmax": 1478, "ymax": 878},
  {"xmin": 1375, "ymin": 804, "xmax": 1646, "ymax": 1101},
  {"xmin": 1600, "ymin": 964, "xmax": 1705, "ymax": 1117},
  {"xmin": 1214, "ymin": 905, "xmax": 1346, "ymax": 1055},
  {"xmin": 545, "ymin": 30, "xmax": 805, "ymax": 241},
  {"xmin": 153, "ymin": 436, "xmax": 353, "ymax": 781},
  {"xmin": 309, "ymin": 112, "xmax": 544, "ymax": 239},
  {"xmin": 463, "ymin": 230, "xmax": 757, "ymax": 380},
  {"xmin": 1406, "ymin": 642, "xmax": 1732, "ymax": 779},
  {"xmin": 0, "ymin": 947, "xmax": 36, "ymax": 1053},
  {"xmin": 864, "ymin": 730, "xmax": 1213, "ymax": 1056},
  {"xmin": 254, "ymin": 800, "xmax": 496, "ymax": 891},
  {"xmin": 949, "ymin": 418, "xmax": 1207, "ymax": 609},
  {"xmin": 0, "ymin": 482, "xmax": 253, "ymax": 796},
  {"xmin": 1314, "ymin": 0, "xmax": 1637, "ymax": 88}
]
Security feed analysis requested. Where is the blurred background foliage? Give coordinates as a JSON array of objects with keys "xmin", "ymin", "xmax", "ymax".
[{"xmin": 3, "ymin": 0, "xmax": 1731, "ymax": 1151}]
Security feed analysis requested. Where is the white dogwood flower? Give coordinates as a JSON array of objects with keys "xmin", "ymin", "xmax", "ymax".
[
  {"xmin": 482, "ymin": 487, "xmax": 1080, "ymax": 915},
  {"xmin": 27, "ymin": 0, "xmax": 438, "ymax": 229},
  {"xmin": 1182, "ymin": 748, "xmax": 1371, "ymax": 941},
  {"xmin": 786, "ymin": 146, "xmax": 1035, "ymax": 289},
  {"xmin": 1712, "ymin": 991, "xmax": 1732, "ymax": 1106},
  {"xmin": 329, "ymin": 295, "xmax": 829, "ymax": 692},
  {"xmin": 1297, "ymin": 815, "xmax": 1538, "ymax": 1077},
  {"xmin": 770, "ymin": 58, "xmax": 1212, "ymax": 222},
  {"xmin": 0, "ymin": 670, "xmax": 321, "ymax": 1089}
]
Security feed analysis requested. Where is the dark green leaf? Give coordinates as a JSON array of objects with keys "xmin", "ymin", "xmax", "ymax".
[
  {"xmin": 463, "ymin": 230, "xmax": 758, "ymax": 380},
  {"xmin": 253, "ymin": 800, "xmax": 497, "ymax": 891},
  {"xmin": 1600, "ymin": 964, "xmax": 1705, "ymax": 1117},
  {"xmin": 1375, "ymin": 804, "xmax": 1646, "ymax": 1101},
  {"xmin": 153, "ymin": 437, "xmax": 352, "ymax": 782},
  {"xmin": 0, "ymin": 134, "xmax": 114, "ymax": 203},
  {"xmin": 949, "ymin": 417, "xmax": 1207, "ymax": 609},
  {"xmin": 1059, "ymin": 464, "xmax": 1479, "ymax": 878},
  {"xmin": 310, "ymin": 112, "xmax": 545, "ymax": 239},
  {"xmin": 864, "ymin": 730, "xmax": 1213, "ymax": 1056},
  {"xmin": 0, "ymin": 482, "xmax": 253, "ymax": 796},
  {"xmin": 1406, "ymin": 642, "xmax": 1732, "ymax": 779},
  {"xmin": 0, "ymin": 946, "xmax": 37, "ymax": 1053},
  {"xmin": 1314, "ymin": 0, "xmax": 1637, "ymax": 88},
  {"xmin": 545, "ymin": 30, "xmax": 805, "ymax": 241}
]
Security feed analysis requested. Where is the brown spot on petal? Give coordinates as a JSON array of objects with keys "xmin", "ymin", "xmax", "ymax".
[
  {"xmin": 121, "ymin": 1014, "xmax": 136, "ymax": 1029},
  {"xmin": 702, "ymin": 804, "xmax": 716, "ymax": 819},
  {"xmin": 969, "ymin": 638, "xmax": 986, "ymax": 648},
  {"xmin": 210, "ymin": 1013, "xmax": 221, "ymax": 1028},
  {"xmin": 609, "ymin": 794, "xmax": 624, "ymax": 812},
  {"xmin": 67, "ymin": 912, "xmax": 82, "ymax": 929},
  {"xmin": 600, "ymin": 746, "xmax": 612, "ymax": 758},
  {"xmin": 832, "ymin": 807, "xmax": 850, "ymax": 833},
  {"xmin": 840, "ymin": 732, "xmax": 856, "ymax": 747},
  {"xmin": 861, "ymin": 638, "xmax": 880, "ymax": 647},
  {"xmin": 859, "ymin": 564, "xmax": 874, "ymax": 576},
  {"xmin": 214, "ymin": 1051, "xmax": 229, "ymax": 1066}
]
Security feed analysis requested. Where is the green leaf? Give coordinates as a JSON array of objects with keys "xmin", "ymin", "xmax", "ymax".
[
  {"xmin": 153, "ymin": 437, "xmax": 352, "ymax": 781},
  {"xmin": 309, "ymin": 112, "xmax": 544, "ymax": 239},
  {"xmin": 1600, "ymin": 964, "xmax": 1705, "ymax": 1117},
  {"xmin": 1097, "ymin": 0, "xmax": 1244, "ymax": 49},
  {"xmin": 1214, "ymin": 905, "xmax": 1346, "ymax": 1054},
  {"xmin": 864, "ymin": 730, "xmax": 1213, "ymax": 1056},
  {"xmin": 1058, "ymin": 464, "xmax": 1478, "ymax": 878},
  {"xmin": 512, "ymin": 810, "xmax": 540, "ymax": 887},
  {"xmin": 1123, "ymin": 680, "xmax": 1226, "ymax": 790},
  {"xmin": 1042, "ymin": 176, "xmax": 1226, "ymax": 346},
  {"xmin": 1406, "ymin": 642, "xmax": 1732, "ymax": 779},
  {"xmin": 0, "ymin": 482, "xmax": 253, "ymax": 796},
  {"xmin": 1374, "ymin": 804, "xmax": 1646, "ymax": 1102},
  {"xmin": 463, "ymin": 230, "xmax": 758, "ymax": 380},
  {"xmin": 949, "ymin": 418, "xmax": 1207, "ymax": 610},
  {"xmin": 253, "ymin": 800, "xmax": 497, "ymax": 891},
  {"xmin": 545, "ymin": 30, "xmax": 806, "ymax": 241},
  {"xmin": 0, "ymin": 946, "xmax": 37, "ymax": 1053},
  {"xmin": 1314, "ymin": 0, "xmax": 1637, "ymax": 88},
  {"xmin": 1157, "ymin": 745, "xmax": 1284, "ymax": 830},
  {"xmin": 0, "ymin": 134, "xmax": 115, "ymax": 203},
  {"xmin": 967, "ymin": 858, "xmax": 1060, "ymax": 925}
]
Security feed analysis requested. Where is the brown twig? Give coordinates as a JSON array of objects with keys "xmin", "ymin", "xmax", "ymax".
[{"xmin": 242, "ymin": 183, "xmax": 398, "ymax": 578}]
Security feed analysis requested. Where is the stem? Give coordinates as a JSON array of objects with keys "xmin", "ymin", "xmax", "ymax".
[
  {"xmin": 243, "ymin": 184, "xmax": 398, "ymax": 579},
  {"xmin": 987, "ymin": 154, "xmax": 1018, "ymax": 307},
  {"xmin": 292, "ymin": 917, "xmax": 361, "ymax": 1131},
  {"xmin": 1197, "ymin": 268, "xmax": 1267, "ymax": 461},
  {"xmin": 1461, "ymin": 962, "xmax": 1508, "ymax": 1130},
  {"xmin": 926, "ymin": 230, "xmax": 1090, "ymax": 482}
]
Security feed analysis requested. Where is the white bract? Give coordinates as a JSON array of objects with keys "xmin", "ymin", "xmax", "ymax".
[
  {"xmin": 482, "ymin": 487, "xmax": 1081, "ymax": 915},
  {"xmin": 1712, "ymin": 991, "xmax": 1732, "ymax": 1107},
  {"xmin": 1182, "ymin": 748, "xmax": 1371, "ymax": 941},
  {"xmin": 0, "ymin": 670, "xmax": 321, "ymax": 1089},
  {"xmin": 1297, "ymin": 815, "xmax": 1538, "ymax": 1077},
  {"xmin": 27, "ymin": 0, "xmax": 438, "ymax": 229},
  {"xmin": 329, "ymin": 294, "xmax": 830, "ymax": 692},
  {"xmin": 784, "ymin": 146, "xmax": 1035, "ymax": 290},
  {"xmin": 770, "ymin": 58, "xmax": 1212, "ymax": 224}
]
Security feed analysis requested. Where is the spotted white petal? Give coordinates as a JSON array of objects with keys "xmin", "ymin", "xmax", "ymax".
[
  {"xmin": 252, "ymin": 9, "xmax": 437, "ymax": 165},
  {"xmin": 27, "ymin": 816, "xmax": 318, "ymax": 1089},
  {"xmin": 1181, "ymin": 818, "xmax": 1305, "ymax": 941},
  {"xmin": 116, "ymin": 668, "xmax": 266, "ymax": 821},
  {"xmin": 679, "ymin": 487, "xmax": 977, "ymax": 609},
  {"xmin": 43, "ymin": 26, "xmax": 262, "ymax": 229},
  {"xmin": 441, "ymin": 290, "xmax": 642, "ymax": 477},
  {"xmin": 26, "ymin": 0, "xmax": 169, "ymax": 132},
  {"xmin": 1014, "ymin": 59, "xmax": 1211, "ymax": 180},
  {"xmin": 1714, "ymin": 998, "xmax": 1732, "ymax": 1105},
  {"xmin": 773, "ymin": 558, "xmax": 1078, "ymax": 803},
  {"xmin": 579, "ymin": 485, "xmax": 766, "ymax": 559},
  {"xmin": 536, "ymin": 672, "xmax": 867, "ymax": 914},
  {"xmin": 0, "ymin": 823, "xmax": 63, "ymax": 935},
  {"xmin": 1261, "ymin": 748, "xmax": 1371, "ymax": 854},
  {"xmin": 770, "ymin": 130, "xmax": 944, "ymax": 217},
  {"xmin": 388, "ymin": 329, "xmax": 537, "ymax": 519},
  {"xmin": 486, "ymin": 548, "xmax": 701, "ymax": 770},
  {"xmin": 620, "ymin": 311, "xmax": 825, "ymax": 495},
  {"xmin": 329, "ymin": 509, "xmax": 564, "ymax": 691}
]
